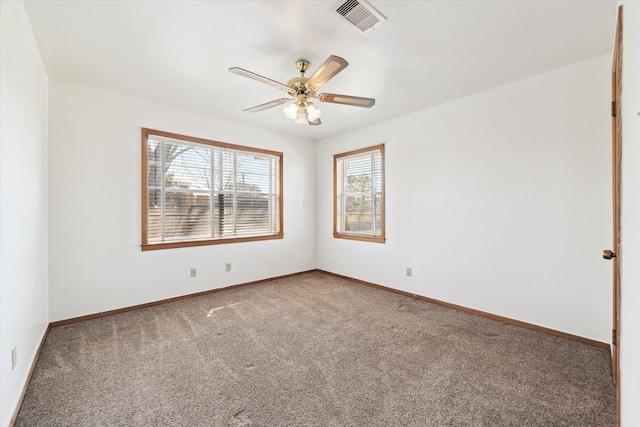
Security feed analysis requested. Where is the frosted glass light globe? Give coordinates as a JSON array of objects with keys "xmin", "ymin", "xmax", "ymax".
[
  {"xmin": 283, "ymin": 103, "xmax": 298, "ymax": 120},
  {"xmin": 306, "ymin": 104, "xmax": 321, "ymax": 122}
]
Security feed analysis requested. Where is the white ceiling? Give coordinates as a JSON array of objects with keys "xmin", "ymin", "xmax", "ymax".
[{"xmin": 23, "ymin": 0, "xmax": 617, "ymax": 141}]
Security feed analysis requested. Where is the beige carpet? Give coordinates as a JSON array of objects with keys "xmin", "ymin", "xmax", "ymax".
[{"xmin": 16, "ymin": 271, "xmax": 615, "ymax": 426}]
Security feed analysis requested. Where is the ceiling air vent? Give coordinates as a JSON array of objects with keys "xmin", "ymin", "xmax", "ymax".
[{"xmin": 333, "ymin": 0, "xmax": 386, "ymax": 33}]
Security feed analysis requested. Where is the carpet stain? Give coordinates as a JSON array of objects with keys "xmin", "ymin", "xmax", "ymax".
[
  {"xmin": 398, "ymin": 301, "xmax": 420, "ymax": 314},
  {"xmin": 231, "ymin": 409, "xmax": 252, "ymax": 426},
  {"xmin": 484, "ymin": 332, "xmax": 500, "ymax": 337}
]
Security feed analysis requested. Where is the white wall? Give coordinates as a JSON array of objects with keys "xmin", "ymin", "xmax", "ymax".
[
  {"xmin": 0, "ymin": 2, "xmax": 50, "ymax": 426},
  {"xmin": 619, "ymin": 2, "xmax": 640, "ymax": 425},
  {"xmin": 48, "ymin": 80, "xmax": 316, "ymax": 321},
  {"xmin": 316, "ymin": 55, "xmax": 612, "ymax": 343}
]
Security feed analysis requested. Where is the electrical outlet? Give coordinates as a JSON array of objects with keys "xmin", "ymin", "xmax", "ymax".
[
  {"xmin": 11, "ymin": 347, "xmax": 17, "ymax": 370},
  {"xmin": 406, "ymin": 267, "xmax": 412, "ymax": 277},
  {"xmin": 225, "ymin": 263, "xmax": 231, "ymax": 272},
  {"xmin": 190, "ymin": 268, "xmax": 197, "ymax": 278}
]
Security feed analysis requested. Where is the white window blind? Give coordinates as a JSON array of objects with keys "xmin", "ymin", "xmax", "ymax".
[
  {"xmin": 334, "ymin": 145, "xmax": 384, "ymax": 242},
  {"xmin": 143, "ymin": 130, "xmax": 281, "ymax": 249}
]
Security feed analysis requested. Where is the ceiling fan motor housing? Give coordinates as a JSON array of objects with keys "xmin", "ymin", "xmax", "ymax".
[{"xmin": 287, "ymin": 74, "xmax": 316, "ymax": 107}]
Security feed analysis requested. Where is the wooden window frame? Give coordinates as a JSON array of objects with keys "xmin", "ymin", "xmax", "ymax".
[
  {"xmin": 333, "ymin": 144, "xmax": 385, "ymax": 243},
  {"xmin": 141, "ymin": 128, "xmax": 283, "ymax": 251}
]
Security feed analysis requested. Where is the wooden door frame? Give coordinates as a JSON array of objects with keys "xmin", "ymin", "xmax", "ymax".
[{"xmin": 610, "ymin": 5, "xmax": 622, "ymax": 426}]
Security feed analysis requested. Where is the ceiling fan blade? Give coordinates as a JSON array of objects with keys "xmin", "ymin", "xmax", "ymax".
[
  {"xmin": 243, "ymin": 98, "xmax": 290, "ymax": 113},
  {"xmin": 229, "ymin": 67, "xmax": 290, "ymax": 92},
  {"xmin": 319, "ymin": 93, "xmax": 375, "ymax": 108},
  {"xmin": 305, "ymin": 55, "xmax": 349, "ymax": 90},
  {"xmin": 309, "ymin": 118, "xmax": 322, "ymax": 126}
]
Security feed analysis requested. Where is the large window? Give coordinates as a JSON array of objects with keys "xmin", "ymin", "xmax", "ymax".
[
  {"xmin": 334, "ymin": 144, "xmax": 385, "ymax": 243},
  {"xmin": 142, "ymin": 128, "xmax": 282, "ymax": 251}
]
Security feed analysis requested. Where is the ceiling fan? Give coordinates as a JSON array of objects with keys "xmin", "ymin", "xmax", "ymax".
[{"xmin": 229, "ymin": 55, "xmax": 375, "ymax": 126}]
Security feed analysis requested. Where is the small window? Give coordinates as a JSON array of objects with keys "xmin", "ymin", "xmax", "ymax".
[
  {"xmin": 334, "ymin": 144, "xmax": 385, "ymax": 243},
  {"xmin": 142, "ymin": 128, "xmax": 283, "ymax": 251}
]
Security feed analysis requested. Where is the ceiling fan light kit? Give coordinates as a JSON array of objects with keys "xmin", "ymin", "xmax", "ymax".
[
  {"xmin": 229, "ymin": 55, "xmax": 375, "ymax": 126},
  {"xmin": 283, "ymin": 102, "xmax": 320, "ymax": 124}
]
